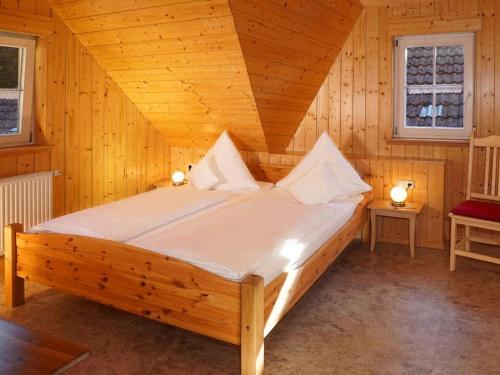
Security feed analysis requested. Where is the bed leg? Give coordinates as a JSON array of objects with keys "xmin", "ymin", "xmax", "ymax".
[
  {"xmin": 4, "ymin": 223, "xmax": 25, "ymax": 308},
  {"xmin": 241, "ymin": 275, "xmax": 264, "ymax": 375}
]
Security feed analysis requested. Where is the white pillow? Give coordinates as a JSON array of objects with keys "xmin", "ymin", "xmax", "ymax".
[
  {"xmin": 195, "ymin": 131, "xmax": 260, "ymax": 191},
  {"xmin": 277, "ymin": 132, "xmax": 371, "ymax": 197},
  {"xmin": 286, "ymin": 159, "xmax": 346, "ymax": 204},
  {"xmin": 189, "ymin": 156, "xmax": 219, "ymax": 190}
]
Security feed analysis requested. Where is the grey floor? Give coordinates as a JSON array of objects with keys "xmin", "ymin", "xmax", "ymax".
[{"xmin": 1, "ymin": 241, "xmax": 500, "ymax": 374}]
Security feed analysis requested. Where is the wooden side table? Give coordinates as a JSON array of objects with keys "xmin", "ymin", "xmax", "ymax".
[
  {"xmin": 154, "ymin": 180, "xmax": 189, "ymax": 189},
  {"xmin": 368, "ymin": 199, "xmax": 424, "ymax": 258},
  {"xmin": 153, "ymin": 180, "xmax": 174, "ymax": 189}
]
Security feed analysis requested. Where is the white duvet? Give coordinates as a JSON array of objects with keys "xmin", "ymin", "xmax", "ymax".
[
  {"xmin": 128, "ymin": 189, "xmax": 361, "ymax": 284},
  {"xmin": 32, "ymin": 187, "xmax": 231, "ymax": 241}
]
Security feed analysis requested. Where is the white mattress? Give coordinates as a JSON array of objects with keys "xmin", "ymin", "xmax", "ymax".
[
  {"xmin": 127, "ymin": 189, "xmax": 361, "ymax": 284},
  {"xmin": 31, "ymin": 182, "xmax": 273, "ymax": 241}
]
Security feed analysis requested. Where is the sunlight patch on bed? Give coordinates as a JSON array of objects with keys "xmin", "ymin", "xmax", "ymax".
[
  {"xmin": 279, "ymin": 239, "xmax": 305, "ymax": 270},
  {"xmin": 264, "ymin": 239, "xmax": 305, "ymax": 335}
]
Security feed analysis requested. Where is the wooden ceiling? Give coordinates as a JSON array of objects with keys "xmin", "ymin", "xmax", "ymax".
[
  {"xmin": 49, "ymin": 0, "xmax": 362, "ymax": 152},
  {"xmin": 230, "ymin": 0, "xmax": 362, "ymax": 151}
]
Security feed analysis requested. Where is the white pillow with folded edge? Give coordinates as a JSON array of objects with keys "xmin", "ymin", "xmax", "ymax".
[
  {"xmin": 286, "ymin": 158, "xmax": 346, "ymax": 204},
  {"xmin": 277, "ymin": 131, "xmax": 371, "ymax": 197},
  {"xmin": 191, "ymin": 131, "xmax": 260, "ymax": 191},
  {"xmin": 189, "ymin": 156, "xmax": 219, "ymax": 190}
]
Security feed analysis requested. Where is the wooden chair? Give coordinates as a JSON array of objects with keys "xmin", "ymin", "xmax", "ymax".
[{"xmin": 449, "ymin": 134, "xmax": 500, "ymax": 271}]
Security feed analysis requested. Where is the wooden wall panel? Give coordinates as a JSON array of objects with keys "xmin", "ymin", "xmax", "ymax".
[
  {"xmin": 287, "ymin": 0, "xmax": 497, "ymax": 244},
  {"xmin": 172, "ymin": 0, "xmax": 500, "ymax": 248},
  {"xmin": 0, "ymin": 147, "xmax": 52, "ymax": 178},
  {"xmin": 0, "ymin": 4, "xmax": 170, "ymax": 218}
]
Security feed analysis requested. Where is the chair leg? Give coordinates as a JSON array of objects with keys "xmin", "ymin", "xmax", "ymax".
[
  {"xmin": 465, "ymin": 225, "xmax": 471, "ymax": 251},
  {"xmin": 450, "ymin": 218, "xmax": 457, "ymax": 272}
]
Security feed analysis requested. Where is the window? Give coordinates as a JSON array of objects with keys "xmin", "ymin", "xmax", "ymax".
[
  {"xmin": 393, "ymin": 33, "xmax": 474, "ymax": 140},
  {"xmin": 0, "ymin": 33, "xmax": 35, "ymax": 147}
]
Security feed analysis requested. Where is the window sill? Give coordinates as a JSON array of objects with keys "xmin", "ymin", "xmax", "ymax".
[
  {"xmin": 386, "ymin": 138, "xmax": 469, "ymax": 147},
  {"xmin": 0, "ymin": 144, "xmax": 54, "ymax": 156}
]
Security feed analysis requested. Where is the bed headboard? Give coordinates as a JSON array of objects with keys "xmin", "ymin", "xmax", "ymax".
[{"xmin": 247, "ymin": 164, "xmax": 294, "ymax": 183}]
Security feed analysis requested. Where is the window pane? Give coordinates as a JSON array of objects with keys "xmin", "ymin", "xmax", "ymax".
[
  {"xmin": 0, "ymin": 46, "xmax": 19, "ymax": 89},
  {"xmin": 435, "ymin": 90, "xmax": 463, "ymax": 128},
  {"xmin": 406, "ymin": 47, "xmax": 434, "ymax": 85},
  {"xmin": 0, "ymin": 91, "xmax": 19, "ymax": 135},
  {"xmin": 436, "ymin": 45, "xmax": 464, "ymax": 84},
  {"xmin": 406, "ymin": 92, "xmax": 433, "ymax": 127}
]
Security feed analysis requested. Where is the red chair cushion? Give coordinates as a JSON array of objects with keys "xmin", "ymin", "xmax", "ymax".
[{"xmin": 450, "ymin": 200, "xmax": 500, "ymax": 222}]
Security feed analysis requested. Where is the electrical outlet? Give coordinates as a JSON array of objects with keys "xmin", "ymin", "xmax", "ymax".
[{"xmin": 396, "ymin": 179, "xmax": 415, "ymax": 190}]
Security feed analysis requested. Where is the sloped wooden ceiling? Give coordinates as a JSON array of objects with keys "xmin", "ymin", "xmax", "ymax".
[
  {"xmin": 229, "ymin": 0, "xmax": 363, "ymax": 151},
  {"xmin": 49, "ymin": 0, "xmax": 362, "ymax": 152}
]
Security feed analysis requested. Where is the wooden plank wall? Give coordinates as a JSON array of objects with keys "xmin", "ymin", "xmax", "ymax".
[
  {"xmin": 173, "ymin": 0, "xmax": 500, "ymax": 247},
  {"xmin": 0, "ymin": 147, "xmax": 52, "ymax": 178},
  {"xmin": 0, "ymin": 1, "xmax": 53, "ymax": 179},
  {"xmin": 171, "ymin": 0, "xmax": 500, "ymax": 249},
  {"xmin": 0, "ymin": 1, "xmax": 170, "ymax": 217},
  {"xmin": 285, "ymin": 0, "xmax": 498, "ymax": 243}
]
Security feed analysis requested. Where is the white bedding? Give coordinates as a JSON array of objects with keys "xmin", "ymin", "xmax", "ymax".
[
  {"xmin": 31, "ymin": 182, "xmax": 274, "ymax": 241},
  {"xmin": 128, "ymin": 189, "xmax": 361, "ymax": 284},
  {"xmin": 31, "ymin": 187, "xmax": 231, "ymax": 241}
]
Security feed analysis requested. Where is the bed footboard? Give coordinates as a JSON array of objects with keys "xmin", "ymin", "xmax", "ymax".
[{"xmin": 4, "ymin": 224, "xmax": 242, "ymax": 345}]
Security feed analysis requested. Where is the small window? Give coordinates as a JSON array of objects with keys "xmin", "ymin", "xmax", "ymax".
[
  {"xmin": 0, "ymin": 33, "xmax": 35, "ymax": 147},
  {"xmin": 393, "ymin": 33, "xmax": 474, "ymax": 140}
]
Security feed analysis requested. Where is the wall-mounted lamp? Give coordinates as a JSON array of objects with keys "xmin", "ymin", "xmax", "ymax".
[{"xmin": 171, "ymin": 171, "xmax": 185, "ymax": 186}]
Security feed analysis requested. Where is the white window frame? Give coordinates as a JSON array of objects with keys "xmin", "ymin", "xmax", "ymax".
[
  {"xmin": 0, "ymin": 33, "xmax": 36, "ymax": 147},
  {"xmin": 393, "ymin": 33, "xmax": 475, "ymax": 140}
]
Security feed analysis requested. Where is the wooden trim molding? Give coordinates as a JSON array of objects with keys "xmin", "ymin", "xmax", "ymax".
[
  {"xmin": 0, "ymin": 8, "xmax": 53, "ymax": 36},
  {"xmin": 0, "ymin": 145, "xmax": 54, "ymax": 156},
  {"xmin": 386, "ymin": 16, "xmax": 481, "ymax": 36},
  {"xmin": 385, "ymin": 138, "xmax": 469, "ymax": 147}
]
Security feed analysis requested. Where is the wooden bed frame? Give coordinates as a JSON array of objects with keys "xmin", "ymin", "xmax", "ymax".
[{"xmin": 4, "ymin": 165, "xmax": 372, "ymax": 375}]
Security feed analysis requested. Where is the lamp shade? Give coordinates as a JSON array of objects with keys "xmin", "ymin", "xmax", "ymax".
[
  {"xmin": 390, "ymin": 186, "xmax": 407, "ymax": 207},
  {"xmin": 171, "ymin": 171, "xmax": 185, "ymax": 185}
]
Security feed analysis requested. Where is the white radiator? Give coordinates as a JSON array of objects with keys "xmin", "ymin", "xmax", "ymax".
[{"xmin": 0, "ymin": 171, "xmax": 53, "ymax": 254}]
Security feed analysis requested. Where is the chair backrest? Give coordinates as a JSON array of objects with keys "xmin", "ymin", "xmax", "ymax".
[{"xmin": 467, "ymin": 134, "xmax": 500, "ymax": 201}]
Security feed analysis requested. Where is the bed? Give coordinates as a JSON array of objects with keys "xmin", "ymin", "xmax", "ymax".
[{"xmin": 4, "ymin": 164, "xmax": 372, "ymax": 375}]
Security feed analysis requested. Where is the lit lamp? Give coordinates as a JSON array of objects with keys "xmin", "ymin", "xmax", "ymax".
[
  {"xmin": 171, "ymin": 171, "xmax": 185, "ymax": 186},
  {"xmin": 390, "ymin": 185, "xmax": 408, "ymax": 207}
]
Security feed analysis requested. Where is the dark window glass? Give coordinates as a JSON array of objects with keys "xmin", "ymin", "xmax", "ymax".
[
  {"xmin": 0, "ymin": 91, "xmax": 19, "ymax": 135},
  {"xmin": 0, "ymin": 46, "xmax": 19, "ymax": 89},
  {"xmin": 436, "ymin": 45, "xmax": 464, "ymax": 84},
  {"xmin": 406, "ymin": 92, "xmax": 433, "ymax": 127},
  {"xmin": 436, "ymin": 91, "xmax": 464, "ymax": 128},
  {"xmin": 406, "ymin": 47, "xmax": 434, "ymax": 85}
]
